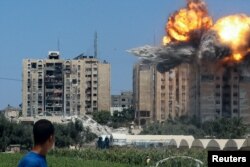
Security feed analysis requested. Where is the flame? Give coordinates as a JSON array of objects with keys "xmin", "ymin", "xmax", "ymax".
[
  {"xmin": 163, "ymin": 36, "xmax": 171, "ymax": 45},
  {"xmin": 163, "ymin": 0, "xmax": 213, "ymax": 45},
  {"xmin": 161, "ymin": 1, "xmax": 250, "ymax": 65},
  {"xmin": 213, "ymin": 14, "xmax": 250, "ymax": 62},
  {"xmin": 233, "ymin": 53, "xmax": 243, "ymax": 62}
]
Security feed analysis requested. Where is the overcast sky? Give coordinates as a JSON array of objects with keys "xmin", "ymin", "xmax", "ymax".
[{"xmin": 1, "ymin": 0, "xmax": 250, "ymax": 109}]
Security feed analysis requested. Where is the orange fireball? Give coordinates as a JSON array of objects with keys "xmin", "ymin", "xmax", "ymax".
[
  {"xmin": 213, "ymin": 14, "xmax": 250, "ymax": 62},
  {"xmin": 163, "ymin": 0, "xmax": 213, "ymax": 45}
]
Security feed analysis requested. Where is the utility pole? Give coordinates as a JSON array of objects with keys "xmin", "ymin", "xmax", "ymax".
[
  {"xmin": 94, "ymin": 31, "xmax": 98, "ymax": 58},
  {"xmin": 57, "ymin": 37, "xmax": 60, "ymax": 52}
]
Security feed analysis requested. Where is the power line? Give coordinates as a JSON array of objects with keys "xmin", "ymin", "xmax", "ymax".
[{"xmin": 0, "ymin": 77, "xmax": 22, "ymax": 82}]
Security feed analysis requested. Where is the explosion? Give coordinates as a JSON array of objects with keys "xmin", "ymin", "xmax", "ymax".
[
  {"xmin": 163, "ymin": 0, "xmax": 213, "ymax": 44},
  {"xmin": 128, "ymin": 0, "xmax": 250, "ymax": 72},
  {"xmin": 213, "ymin": 14, "xmax": 250, "ymax": 62}
]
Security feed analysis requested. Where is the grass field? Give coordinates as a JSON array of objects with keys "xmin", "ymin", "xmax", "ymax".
[
  {"xmin": 0, "ymin": 153, "xmax": 141, "ymax": 167},
  {"xmin": 0, "ymin": 148, "xmax": 208, "ymax": 167}
]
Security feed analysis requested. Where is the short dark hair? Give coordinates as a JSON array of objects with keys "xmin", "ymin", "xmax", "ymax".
[{"xmin": 33, "ymin": 119, "xmax": 54, "ymax": 145}]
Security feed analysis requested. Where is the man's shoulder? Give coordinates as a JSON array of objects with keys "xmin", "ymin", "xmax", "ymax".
[
  {"xmin": 18, "ymin": 155, "xmax": 39, "ymax": 167},
  {"xmin": 18, "ymin": 152, "xmax": 47, "ymax": 167}
]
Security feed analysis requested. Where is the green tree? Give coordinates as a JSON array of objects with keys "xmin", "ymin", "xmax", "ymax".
[
  {"xmin": 141, "ymin": 116, "xmax": 247, "ymax": 139},
  {"xmin": 0, "ymin": 113, "xmax": 32, "ymax": 151},
  {"xmin": 54, "ymin": 120, "xmax": 97, "ymax": 148},
  {"xmin": 201, "ymin": 117, "xmax": 247, "ymax": 138},
  {"xmin": 141, "ymin": 118, "xmax": 204, "ymax": 138},
  {"xmin": 92, "ymin": 111, "xmax": 111, "ymax": 125},
  {"xmin": 111, "ymin": 108, "xmax": 135, "ymax": 128}
]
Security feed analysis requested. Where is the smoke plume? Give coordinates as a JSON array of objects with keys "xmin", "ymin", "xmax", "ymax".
[{"xmin": 128, "ymin": 0, "xmax": 250, "ymax": 72}]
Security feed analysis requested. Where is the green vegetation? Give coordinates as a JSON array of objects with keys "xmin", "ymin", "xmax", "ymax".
[
  {"xmin": 0, "ymin": 148, "xmax": 208, "ymax": 167},
  {"xmin": 111, "ymin": 108, "xmax": 135, "ymax": 128},
  {"xmin": 48, "ymin": 148, "xmax": 208, "ymax": 166},
  {"xmin": 0, "ymin": 153, "xmax": 139, "ymax": 167},
  {"xmin": 0, "ymin": 114, "xmax": 32, "ymax": 151},
  {"xmin": 54, "ymin": 119, "xmax": 97, "ymax": 148},
  {"xmin": 141, "ymin": 116, "xmax": 248, "ymax": 139},
  {"xmin": 201, "ymin": 117, "xmax": 247, "ymax": 138},
  {"xmin": 92, "ymin": 108, "xmax": 135, "ymax": 128},
  {"xmin": 0, "ymin": 113, "xmax": 97, "ymax": 151},
  {"xmin": 92, "ymin": 110, "xmax": 111, "ymax": 125}
]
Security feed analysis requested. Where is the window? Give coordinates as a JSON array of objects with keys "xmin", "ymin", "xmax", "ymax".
[
  {"xmin": 216, "ymin": 101, "xmax": 220, "ymax": 104},
  {"xmin": 85, "ymin": 68, "xmax": 91, "ymax": 72},
  {"xmin": 233, "ymin": 109, "xmax": 238, "ymax": 113},
  {"xmin": 233, "ymin": 101, "xmax": 238, "ymax": 105},
  {"xmin": 216, "ymin": 85, "xmax": 220, "ymax": 88},
  {"xmin": 201, "ymin": 75, "xmax": 214, "ymax": 81},
  {"xmin": 233, "ymin": 93, "xmax": 238, "ymax": 97},
  {"xmin": 122, "ymin": 99, "xmax": 126, "ymax": 101},
  {"xmin": 223, "ymin": 84, "xmax": 230, "ymax": 89},
  {"xmin": 31, "ymin": 63, "xmax": 37, "ymax": 69},
  {"xmin": 72, "ymin": 79, "xmax": 77, "ymax": 84}
]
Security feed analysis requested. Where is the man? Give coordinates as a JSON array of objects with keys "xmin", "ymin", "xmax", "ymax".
[{"xmin": 18, "ymin": 119, "xmax": 55, "ymax": 167}]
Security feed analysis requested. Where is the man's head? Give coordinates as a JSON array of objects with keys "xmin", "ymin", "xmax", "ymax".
[{"xmin": 33, "ymin": 119, "xmax": 55, "ymax": 150}]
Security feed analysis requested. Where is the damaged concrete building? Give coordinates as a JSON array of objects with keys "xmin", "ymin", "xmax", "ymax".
[
  {"xmin": 133, "ymin": 61, "xmax": 250, "ymax": 124},
  {"xmin": 188, "ymin": 61, "xmax": 250, "ymax": 123},
  {"xmin": 22, "ymin": 51, "xmax": 110, "ymax": 117},
  {"xmin": 133, "ymin": 63, "xmax": 190, "ymax": 125}
]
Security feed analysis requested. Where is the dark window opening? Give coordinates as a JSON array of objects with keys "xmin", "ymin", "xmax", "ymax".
[{"xmin": 31, "ymin": 63, "xmax": 37, "ymax": 69}]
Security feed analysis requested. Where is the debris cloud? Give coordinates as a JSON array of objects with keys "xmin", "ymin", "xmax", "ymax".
[{"xmin": 128, "ymin": 0, "xmax": 250, "ymax": 72}]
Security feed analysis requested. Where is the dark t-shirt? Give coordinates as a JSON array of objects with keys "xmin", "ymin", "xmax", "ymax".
[{"xmin": 18, "ymin": 152, "xmax": 47, "ymax": 167}]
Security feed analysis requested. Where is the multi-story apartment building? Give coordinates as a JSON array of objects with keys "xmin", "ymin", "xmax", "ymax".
[
  {"xmin": 22, "ymin": 51, "xmax": 110, "ymax": 117},
  {"xmin": 133, "ymin": 63, "xmax": 189, "ymax": 125},
  {"xmin": 111, "ymin": 91, "xmax": 133, "ymax": 108},
  {"xmin": 111, "ymin": 91, "xmax": 133, "ymax": 114},
  {"xmin": 134, "ymin": 59, "xmax": 250, "ymax": 125},
  {"xmin": 189, "ymin": 61, "xmax": 250, "ymax": 123}
]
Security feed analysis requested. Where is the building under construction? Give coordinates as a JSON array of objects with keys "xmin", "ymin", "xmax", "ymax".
[{"xmin": 22, "ymin": 51, "xmax": 110, "ymax": 117}]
